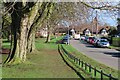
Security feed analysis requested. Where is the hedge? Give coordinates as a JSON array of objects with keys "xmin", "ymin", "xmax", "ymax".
[{"xmin": 112, "ymin": 37, "xmax": 120, "ymax": 47}]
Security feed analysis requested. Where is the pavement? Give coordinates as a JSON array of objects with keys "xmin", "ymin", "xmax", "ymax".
[{"xmin": 70, "ymin": 39, "xmax": 120, "ymax": 70}]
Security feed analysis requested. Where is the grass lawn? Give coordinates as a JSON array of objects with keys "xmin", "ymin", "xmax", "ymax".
[
  {"xmin": 62, "ymin": 44, "xmax": 119, "ymax": 78},
  {"xmin": 2, "ymin": 37, "xmax": 79, "ymax": 78}
]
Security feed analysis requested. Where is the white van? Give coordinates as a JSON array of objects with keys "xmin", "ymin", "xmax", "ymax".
[{"xmin": 74, "ymin": 34, "xmax": 80, "ymax": 40}]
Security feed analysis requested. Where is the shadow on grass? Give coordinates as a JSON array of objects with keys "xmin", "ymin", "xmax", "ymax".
[
  {"xmin": 58, "ymin": 45, "xmax": 85, "ymax": 80},
  {"xmin": 3, "ymin": 40, "xmax": 10, "ymax": 43}
]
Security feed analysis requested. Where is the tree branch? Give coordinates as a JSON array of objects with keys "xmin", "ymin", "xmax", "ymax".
[{"xmin": 81, "ymin": 2, "xmax": 120, "ymax": 10}]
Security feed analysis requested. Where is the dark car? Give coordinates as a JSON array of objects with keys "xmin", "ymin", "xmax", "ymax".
[
  {"xmin": 61, "ymin": 35, "xmax": 70, "ymax": 44},
  {"xmin": 93, "ymin": 38, "xmax": 100, "ymax": 46},
  {"xmin": 61, "ymin": 38, "xmax": 69, "ymax": 44},
  {"xmin": 85, "ymin": 36, "xmax": 89, "ymax": 42}
]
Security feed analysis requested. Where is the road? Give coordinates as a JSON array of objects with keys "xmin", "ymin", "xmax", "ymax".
[
  {"xmin": 70, "ymin": 40, "xmax": 120, "ymax": 70},
  {"xmin": 0, "ymin": 54, "xmax": 1, "ymax": 64}
]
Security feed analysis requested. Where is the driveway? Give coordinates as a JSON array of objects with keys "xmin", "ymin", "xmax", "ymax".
[{"xmin": 70, "ymin": 40, "xmax": 120, "ymax": 70}]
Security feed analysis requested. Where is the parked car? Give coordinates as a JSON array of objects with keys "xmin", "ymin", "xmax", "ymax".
[
  {"xmin": 89, "ymin": 37, "xmax": 95, "ymax": 44},
  {"xmin": 74, "ymin": 34, "xmax": 80, "ymax": 40},
  {"xmin": 61, "ymin": 38, "xmax": 69, "ymax": 44},
  {"xmin": 93, "ymin": 37, "xmax": 100, "ymax": 45},
  {"xmin": 85, "ymin": 36, "xmax": 89, "ymax": 42},
  {"xmin": 96, "ymin": 39, "xmax": 110, "ymax": 47},
  {"xmin": 80, "ymin": 35, "xmax": 86, "ymax": 40},
  {"xmin": 61, "ymin": 35, "xmax": 70, "ymax": 44},
  {"xmin": 115, "ymin": 34, "xmax": 120, "ymax": 37}
]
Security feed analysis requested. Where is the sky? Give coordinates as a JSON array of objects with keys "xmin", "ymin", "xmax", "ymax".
[
  {"xmin": 97, "ymin": 10, "xmax": 118, "ymax": 26},
  {"xmin": 92, "ymin": 2, "xmax": 118, "ymax": 27},
  {"xmin": 105, "ymin": 18, "xmax": 117, "ymax": 26},
  {"xmin": 87, "ymin": 8, "xmax": 118, "ymax": 27}
]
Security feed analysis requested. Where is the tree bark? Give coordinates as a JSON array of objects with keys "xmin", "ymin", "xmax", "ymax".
[
  {"xmin": 27, "ymin": 32, "xmax": 35, "ymax": 53},
  {"xmin": 4, "ymin": 2, "xmax": 54, "ymax": 64},
  {"xmin": 45, "ymin": 25, "xmax": 51, "ymax": 43},
  {"xmin": 6, "ymin": 13, "xmax": 29, "ymax": 63},
  {"xmin": 5, "ymin": 2, "xmax": 39, "ymax": 63},
  {"xmin": 45, "ymin": 31, "xmax": 51, "ymax": 43}
]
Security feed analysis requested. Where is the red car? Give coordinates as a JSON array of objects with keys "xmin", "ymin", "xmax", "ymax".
[{"xmin": 89, "ymin": 37, "xmax": 95, "ymax": 44}]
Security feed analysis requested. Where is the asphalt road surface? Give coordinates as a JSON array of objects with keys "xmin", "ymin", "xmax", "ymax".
[
  {"xmin": 70, "ymin": 39, "xmax": 120, "ymax": 70},
  {"xmin": 0, "ymin": 54, "xmax": 1, "ymax": 64}
]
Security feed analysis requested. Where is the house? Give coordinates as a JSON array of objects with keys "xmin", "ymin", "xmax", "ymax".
[
  {"xmin": 36, "ymin": 27, "xmax": 48, "ymax": 38},
  {"xmin": 84, "ymin": 29, "xmax": 91, "ymax": 36},
  {"xmin": 100, "ymin": 28, "xmax": 108, "ymax": 36}
]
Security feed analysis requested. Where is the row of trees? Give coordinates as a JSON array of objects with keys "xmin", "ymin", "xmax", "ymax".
[
  {"xmin": 3, "ymin": 2, "xmax": 56, "ymax": 63},
  {"xmin": 2, "ymin": 1, "xmax": 119, "ymax": 64},
  {"xmin": 2, "ymin": 2, "xmax": 82, "ymax": 64}
]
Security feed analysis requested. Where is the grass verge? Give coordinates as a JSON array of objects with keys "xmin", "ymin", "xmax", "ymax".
[
  {"xmin": 2, "ymin": 37, "xmax": 79, "ymax": 78},
  {"xmin": 62, "ymin": 44, "xmax": 119, "ymax": 78},
  {"xmin": 58, "ymin": 45, "xmax": 92, "ymax": 79}
]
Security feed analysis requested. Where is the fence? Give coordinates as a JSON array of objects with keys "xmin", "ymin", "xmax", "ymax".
[{"xmin": 59, "ymin": 45, "xmax": 118, "ymax": 80}]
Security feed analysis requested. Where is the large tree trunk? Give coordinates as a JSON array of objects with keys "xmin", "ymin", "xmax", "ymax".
[
  {"xmin": 4, "ymin": 2, "xmax": 53, "ymax": 64},
  {"xmin": 5, "ymin": 2, "xmax": 39, "ymax": 64},
  {"xmin": 45, "ymin": 31, "xmax": 51, "ymax": 43},
  {"xmin": 45, "ymin": 25, "xmax": 52, "ymax": 43},
  {"xmin": 6, "ymin": 13, "xmax": 29, "ymax": 63},
  {"xmin": 27, "ymin": 32, "xmax": 35, "ymax": 53}
]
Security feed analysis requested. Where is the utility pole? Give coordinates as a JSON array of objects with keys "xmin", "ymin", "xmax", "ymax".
[
  {"xmin": 92, "ymin": 10, "xmax": 98, "ymax": 36},
  {"xmin": 96, "ymin": 10, "xmax": 98, "ymax": 35},
  {"xmin": 67, "ymin": 22, "xmax": 70, "ymax": 45},
  {"xmin": 91, "ymin": 19, "xmax": 93, "ymax": 36}
]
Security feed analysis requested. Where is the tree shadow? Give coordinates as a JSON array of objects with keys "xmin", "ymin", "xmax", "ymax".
[
  {"xmin": 3, "ymin": 40, "xmax": 10, "ymax": 43},
  {"xmin": 103, "ymin": 52, "xmax": 120, "ymax": 58},
  {"xmin": 80, "ymin": 40, "xmax": 88, "ymax": 44},
  {"xmin": 85, "ymin": 45, "xmax": 98, "ymax": 48},
  {"xmin": 58, "ymin": 45, "xmax": 85, "ymax": 80}
]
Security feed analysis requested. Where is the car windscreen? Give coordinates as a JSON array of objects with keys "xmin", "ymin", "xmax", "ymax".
[
  {"xmin": 100, "ymin": 40, "xmax": 108, "ymax": 42},
  {"xmin": 63, "ymin": 38, "xmax": 68, "ymax": 40}
]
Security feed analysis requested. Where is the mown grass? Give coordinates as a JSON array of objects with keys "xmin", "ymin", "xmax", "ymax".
[
  {"xmin": 59, "ymin": 46, "xmax": 92, "ymax": 79},
  {"xmin": 2, "ymin": 37, "xmax": 79, "ymax": 78},
  {"xmin": 35, "ymin": 36, "xmax": 63, "ymax": 50},
  {"xmin": 62, "ymin": 44, "xmax": 119, "ymax": 78}
]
